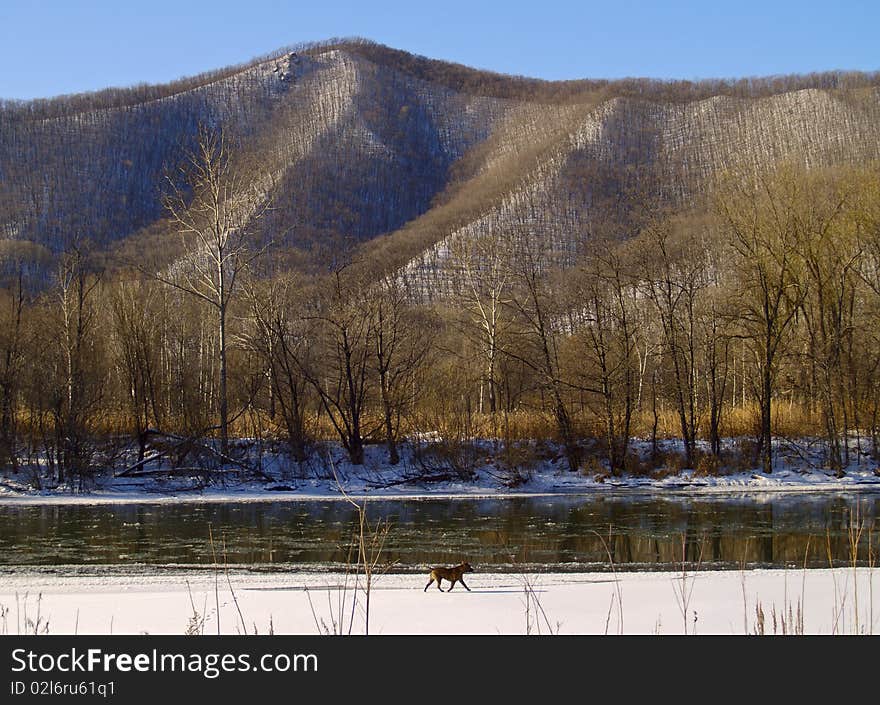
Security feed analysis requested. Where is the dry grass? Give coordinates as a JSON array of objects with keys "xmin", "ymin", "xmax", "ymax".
[
  {"xmin": 404, "ymin": 402, "xmax": 827, "ymax": 446},
  {"xmin": 0, "ymin": 593, "xmax": 50, "ymax": 635},
  {"xmin": 2, "ymin": 398, "xmax": 840, "ymax": 481},
  {"xmin": 11, "ymin": 398, "xmax": 832, "ymax": 444},
  {"xmin": 719, "ymin": 402, "xmax": 825, "ymax": 438},
  {"xmin": 579, "ymin": 455, "xmax": 606, "ymax": 479},
  {"xmin": 693, "ymin": 451, "xmax": 722, "ymax": 477},
  {"xmin": 656, "ymin": 451, "xmax": 686, "ymax": 476}
]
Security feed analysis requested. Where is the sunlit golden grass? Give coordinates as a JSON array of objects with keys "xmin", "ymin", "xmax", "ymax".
[{"xmin": 5, "ymin": 398, "xmax": 841, "ymax": 455}]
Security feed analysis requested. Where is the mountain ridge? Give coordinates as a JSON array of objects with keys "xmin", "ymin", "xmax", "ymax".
[{"xmin": 1, "ymin": 38, "xmax": 879, "ymax": 289}]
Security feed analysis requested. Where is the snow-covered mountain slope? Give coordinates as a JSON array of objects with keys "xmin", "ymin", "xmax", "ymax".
[{"xmin": 1, "ymin": 39, "xmax": 878, "ymax": 287}]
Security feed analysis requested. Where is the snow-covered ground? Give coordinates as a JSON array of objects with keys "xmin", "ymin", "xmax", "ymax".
[
  {"xmin": 0, "ymin": 567, "xmax": 876, "ymax": 635},
  {"xmin": 1, "ymin": 437, "xmax": 879, "ymax": 504}
]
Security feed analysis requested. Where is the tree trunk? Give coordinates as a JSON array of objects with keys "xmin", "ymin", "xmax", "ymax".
[
  {"xmin": 761, "ymin": 360, "xmax": 772, "ymax": 474},
  {"xmin": 379, "ymin": 374, "xmax": 399, "ymax": 465},
  {"xmin": 349, "ymin": 432, "xmax": 365, "ymax": 465},
  {"xmin": 384, "ymin": 405, "xmax": 399, "ymax": 465},
  {"xmin": 219, "ymin": 303, "xmax": 229, "ymax": 457}
]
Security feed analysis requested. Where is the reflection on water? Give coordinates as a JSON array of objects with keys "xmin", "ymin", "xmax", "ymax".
[{"xmin": 0, "ymin": 494, "xmax": 877, "ymax": 572}]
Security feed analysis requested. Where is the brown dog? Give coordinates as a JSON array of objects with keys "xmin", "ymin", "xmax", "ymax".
[{"xmin": 424, "ymin": 562, "xmax": 474, "ymax": 592}]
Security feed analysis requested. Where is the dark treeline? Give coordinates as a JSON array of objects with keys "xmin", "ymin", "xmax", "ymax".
[
  {"xmin": 0, "ymin": 39, "xmax": 341, "ymax": 120},
  {"xmin": 1, "ymin": 127, "xmax": 879, "ymax": 488},
  {"xmin": 339, "ymin": 38, "xmax": 880, "ymax": 103},
  {"xmin": 7, "ymin": 37, "xmax": 876, "ymax": 121}
]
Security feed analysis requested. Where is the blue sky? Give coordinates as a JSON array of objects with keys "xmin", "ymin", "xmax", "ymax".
[{"xmin": 0, "ymin": 0, "xmax": 876, "ymax": 100}]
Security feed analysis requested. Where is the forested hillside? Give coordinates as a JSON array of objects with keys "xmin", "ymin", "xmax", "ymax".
[{"xmin": 2, "ymin": 38, "xmax": 877, "ymax": 280}]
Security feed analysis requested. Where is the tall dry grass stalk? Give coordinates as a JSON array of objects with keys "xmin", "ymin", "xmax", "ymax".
[
  {"xmin": 671, "ymin": 532, "xmax": 704, "ymax": 635},
  {"xmin": 0, "ymin": 593, "xmax": 51, "ymax": 635},
  {"xmin": 591, "ymin": 527, "xmax": 624, "ymax": 635},
  {"xmin": 848, "ymin": 504, "xmax": 865, "ymax": 634},
  {"xmin": 742, "ymin": 538, "xmax": 808, "ymax": 635},
  {"xmin": 208, "ymin": 524, "xmax": 221, "ymax": 635},
  {"xmin": 519, "ymin": 574, "xmax": 560, "ymax": 635},
  {"xmin": 304, "ymin": 459, "xmax": 392, "ymax": 636},
  {"xmin": 184, "ymin": 580, "xmax": 207, "ymax": 635},
  {"xmin": 201, "ymin": 525, "xmax": 260, "ymax": 634}
]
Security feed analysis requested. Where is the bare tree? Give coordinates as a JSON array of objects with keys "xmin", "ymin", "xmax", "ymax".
[
  {"xmin": 698, "ymin": 282, "xmax": 732, "ymax": 458},
  {"xmin": 108, "ymin": 279, "xmax": 164, "ymax": 462},
  {"xmin": 569, "ymin": 247, "xmax": 637, "ymax": 475},
  {"xmin": 789, "ymin": 171, "xmax": 854, "ymax": 474},
  {"xmin": 155, "ymin": 126, "xmax": 271, "ymax": 455},
  {"xmin": 505, "ymin": 235, "xmax": 580, "ymax": 472},
  {"xmin": 450, "ymin": 231, "xmax": 513, "ymax": 416},
  {"xmin": 244, "ymin": 278, "xmax": 312, "ymax": 462},
  {"xmin": 716, "ymin": 168, "xmax": 807, "ymax": 474},
  {"xmin": 851, "ymin": 168, "xmax": 880, "ymax": 458},
  {"xmin": 633, "ymin": 215, "xmax": 709, "ymax": 469},
  {"xmin": 51, "ymin": 244, "xmax": 103, "ymax": 486},
  {"xmin": 297, "ymin": 267, "xmax": 375, "ymax": 465},
  {"xmin": 0, "ymin": 265, "xmax": 28, "ymax": 469},
  {"xmin": 372, "ymin": 276, "xmax": 434, "ymax": 464}
]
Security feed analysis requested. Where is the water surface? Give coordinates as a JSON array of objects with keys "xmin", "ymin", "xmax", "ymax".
[{"xmin": 0, "ymin": 493, "xmax": 876, "ymax": 573}]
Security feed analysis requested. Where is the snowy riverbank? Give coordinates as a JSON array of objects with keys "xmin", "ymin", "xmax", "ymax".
[
  {"xmin": 1, "ymin": 567, "xmax": 876, "ymax": 635},
  {"xmin": 1, "ymin": 435, "xmax": 879, "ymax": 505}
]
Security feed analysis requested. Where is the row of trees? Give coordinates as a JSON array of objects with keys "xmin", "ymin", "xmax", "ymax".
[
  {"xmin": 0, "ymin": 128, "xmax": 878, "ymax": 487},
  {"xmin": 343, "ymin": 38, "xmax": 880, "ymax": 103}
]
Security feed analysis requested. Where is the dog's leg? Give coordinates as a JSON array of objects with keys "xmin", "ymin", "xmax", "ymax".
[
  {"xmin": 447, "ymin": 579, "xmax": 456, "ymax": 592},
  {"xmin": 437, "ymin": 578, "xmax": 444, "ymax": 592},
  {"xmin": 459, "ymin": 577, "xmax": 471, "ymax": 592},
  {"xmin": 424, "ymin": 577, "xmax": 434, "ymax": 592}
]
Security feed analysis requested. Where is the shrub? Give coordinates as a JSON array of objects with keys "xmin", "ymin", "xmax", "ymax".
[
  {"xmin": 729, "ymin": 438, "xmax": 759, "ymax": 472},
  {"xmin": 663, "ymin": 451, "xmax": 686, "ymax": 474},
  {"xmin": 412, "ymin": 439, "xmax": 478, "ymax": 481},
  {"xmin": 694, "ymin": 452, "xmax": 721, "ymax": 477},
  {"xmin": 624, "ymin": 452, "xmax": 652, "ymax": 477},
  {"xmin": 579, "ymin": 455, "xmax": 607, "ymax": 479},
  {"xmin": 490, "ymin": 441, "xmax": 541, "ymax": 488}
]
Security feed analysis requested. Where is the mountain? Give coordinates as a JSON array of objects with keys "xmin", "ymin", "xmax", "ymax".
[{"xmin": 1, "ymin": 38, "xmax": 878, "ymax": 289}]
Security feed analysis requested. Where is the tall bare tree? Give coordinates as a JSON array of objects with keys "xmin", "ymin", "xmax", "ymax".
[
  {"xmin": 569, "ymin": 247, "xmax": 637, "ymax": 475},
  {"xmin": 245, "ymin": 278, "xmax": 312, "ymax": 462},
  {"xmin": 51, "ymin": 244, "xmax": 103, "ymax": 486},
  {"xmin": 717, "ymin": 168, "xmax": 807, "ymax": 474},
  {"xmin": 450, "ymin": 231, "xmax": 513, "ymax": 415},
  {"xmin": 156, "ymin": 126, "xmax": 270, "ymax": 455},
  {"xmin": 633, "ymin": 216, "xmax": 708, "ymax": 469},
  {"xmin": 373, "ymin": 276, "xmax": 434, "ymax": 464},
  {"xmin": 0, "ymin": 265, "xmax": 27, "ymax": 469},
  {"xmin": 506, "ymin": 235, "xmax": 580, "ymax": 472},
  {"xmin": 298, "ymin": 267, "xmax": 375, "ymax": 465},
  {"xmin": 108, "ymin": 279, "xmax": 164, "ymax": 462}
]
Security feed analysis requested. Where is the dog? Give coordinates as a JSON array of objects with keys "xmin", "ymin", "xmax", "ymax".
[{"xmin": 424, "ymin": 562, "xmax": 474, "ymax": 592}]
